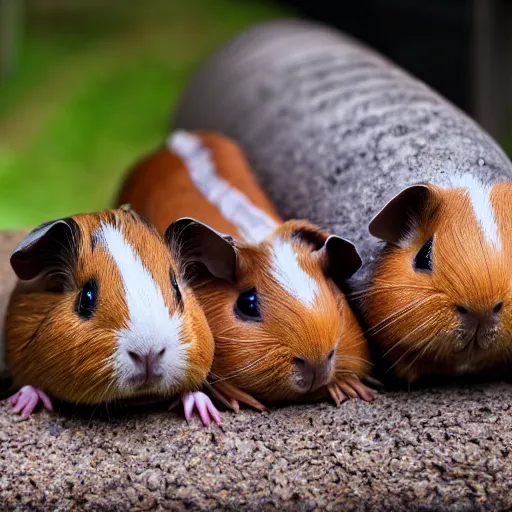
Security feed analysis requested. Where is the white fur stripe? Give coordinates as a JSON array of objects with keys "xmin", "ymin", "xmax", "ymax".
[
  {"xmin": 96, "ymin": 221, "xmax": 188, "ymax": 389},
  {"xmin": 271, "ymin": 237, "xmax": 318, "ymax": 307},
  {"xmin": 450, "ymin": 174, "xmax": 501, "ymax": 251},
  {"xmin": 168, "ymin": 131, "xmax": 278, "ymax": 244}
]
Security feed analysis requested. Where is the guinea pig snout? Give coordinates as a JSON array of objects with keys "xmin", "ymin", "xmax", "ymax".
[
  {"xmin": 455, "ymin": 303, "xmax": 503, "ymax": 350},
  {"xmin": 293, "ymin": 350, "xmax": 335, "ymax": 393},
  {"xmin": 126, "ymin": 348, "xmax": 166, "ymax": 385}
]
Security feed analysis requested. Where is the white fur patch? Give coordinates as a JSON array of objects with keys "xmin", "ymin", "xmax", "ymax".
[
  {"xmin": 450, "ymin": 174, "xmax": 501, "ymax": 251},
  {"xmin": 271, "ymin": 237, "xmax": 319, "ymax": 307},
  {"xmin": 168, "ymin": 131, "xmax": 278, "ymax": 244},
  {"xmin": 96, "ymin": 221, "xmax": 188, "ymax": 391}
]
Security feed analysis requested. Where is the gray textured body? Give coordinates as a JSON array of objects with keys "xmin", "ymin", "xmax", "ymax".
[{"xmin": 173, "ymin": 19, "xmax": 512, "ymax": 285}]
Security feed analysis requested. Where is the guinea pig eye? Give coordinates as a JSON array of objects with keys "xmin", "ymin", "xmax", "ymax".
[
  {"xmin": 76, "ymin": 279, "xmax": 97, "ymax": 319},
  {"xmin": 234, "ymin": 288, "xmax": 261, "ymax": 321},
  {"xmin": 170, "ymin": 268, "xmax": 182, "ymax": 304},
  {"xmin": 414, "ymin": 237, "xmax": 434, "ymax": 272}
]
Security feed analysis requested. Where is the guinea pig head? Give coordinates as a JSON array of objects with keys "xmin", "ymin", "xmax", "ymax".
[
  {"xmin": 167, "ymin": 218, "xmax": 367, "ymax": 402},
  {"xmin": 5, "ymin": 208, "xmax": 223, "ymax": 404},
  {"xmin": 368, "ymin": 178, "xmax": 512, "ymax": 381}
]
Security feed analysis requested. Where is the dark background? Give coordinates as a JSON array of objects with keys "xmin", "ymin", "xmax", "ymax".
[
  {"xmin": 283, "ymin": 0, "xmax": 512, "ymax": 142},
  {"xmin": 284, "ymin": 0, "xmax": 472, "ymax": 113}
]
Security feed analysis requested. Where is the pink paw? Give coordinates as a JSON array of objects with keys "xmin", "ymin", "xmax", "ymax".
[
  {"xmin": 178, "ymin": 391, "xmax": 221, "ymax": 426},
  {"xmin": 8, "ymin": 386, "xmax": 53, "ymax": 418}
]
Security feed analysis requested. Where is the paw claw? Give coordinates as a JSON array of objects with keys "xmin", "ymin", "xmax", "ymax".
[
  {"xmin": 212, "ymin": 382, "xmax": 266, "ymax": 412},
  {"xmin": 7, "ymin": 386, "xmax": 52, "ymax": 417},
  {"xmin": 328, "ymin": 383, "xmax": 349, "ymax": 407},
  {"xmin": 330, "ymin": 378, "xmax": 378, "ymax": 404},
  {"xmin": 180, "ymin": 391, "xmax": 221, "ymax": 427}
]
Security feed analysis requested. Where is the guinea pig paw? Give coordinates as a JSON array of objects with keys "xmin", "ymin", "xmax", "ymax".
[
  {"xmin": 327, "ymin": 382, "xmax": 349, "ymax": 407},
  {"xmin": 8, "ymin": 386, "xmax": 53, "ymax": 418},
  {"xmin": 180, "ymin": 391, "xmax": 222, "ymax": 427},
  {"xmin": 336, "ymin": 378, "xmax": 378, "ymax": 403},
  {"xmin": 207, "ymin": 386, "xmax": 240, "ymax": 413},
  {"xmin": 212, "ymin": 381, "xmax": 267, "ymax": 412}
]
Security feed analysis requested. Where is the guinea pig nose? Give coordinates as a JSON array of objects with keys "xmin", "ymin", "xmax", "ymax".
[
  {"xmin": 456, "ymin": 303, "xmax": 503, "ymax": 320},
  {"xmin": 127, "ymin": 348, "xmax": 166, "ymax": 380},
  {"xmin": 128, "ymin": 351, "xmax": 144, "ymax": 365},
  {"xmin": 294, "ymin": 355, "xmax": 334, "ymax": 392}
]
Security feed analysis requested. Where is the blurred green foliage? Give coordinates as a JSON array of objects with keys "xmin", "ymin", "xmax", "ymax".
[{"xmin": 0, "ymin": 0, "xmax": 292, "ymax": 229}]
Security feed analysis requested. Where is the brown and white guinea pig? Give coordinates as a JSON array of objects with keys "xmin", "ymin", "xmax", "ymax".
[
  {"xmin": 365, "ymin": 177, "xmax": 512, "ymax": 384},
  {"xmin": 169, "ymin": 18, "xmax": 512, "ymax": 387},
  {"xmin": 118, "ymin": 130, "xmax": 377, "ymax": 411},
  {"xmin": 4, "ymin": 207, "xmax": 225, "ymax": 424}
]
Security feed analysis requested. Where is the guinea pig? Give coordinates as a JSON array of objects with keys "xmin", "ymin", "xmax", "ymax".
[
  {"xmin": 364, "ymin": 178, "xmax": 512, "ymax": 383},
  {"xmin": 118, "ymin": 130, "xmax": 377, "ymax": 411},
  {"xmin": 171, "ymin": 19, "xmax": 512, "ymax": 385},
  {"xmin": 4, "ymin": 207, "xmax": 229, "ymax": 425}
]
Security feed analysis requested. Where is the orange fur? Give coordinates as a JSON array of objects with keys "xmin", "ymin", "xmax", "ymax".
[
  {"xmin": 365, "ymin": 183, "xmax": 512, "ymax": 382},
  {"xmin": 202, "ymin": 224, "xmax": 370, "ymax": 401},
  {"xmin": 119, "ymin": 146, "xmax": 243, "ymax": 236},
  {"xmin": 5, "ymin": 209, "xmax": 213, "ymax": 404},
  {"xmin": 119, "ymin": 132, "xmax": 372, "ymax": 404}
]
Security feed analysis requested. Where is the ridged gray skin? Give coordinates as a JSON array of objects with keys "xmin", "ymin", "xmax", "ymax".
[{"xmin": 173, "ymin": 19, "xmax": 512, "ymax": 286}]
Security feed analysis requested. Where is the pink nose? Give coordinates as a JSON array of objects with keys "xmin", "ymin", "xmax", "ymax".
[
  {"xmin": 293, "ymin": 349, "xmax": 335, "ymax": 392},
  {"xmin": 127, "ymin": 348, "xmax": 166, "ymax": 383}
]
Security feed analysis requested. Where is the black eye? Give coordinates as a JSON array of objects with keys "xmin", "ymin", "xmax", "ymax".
[
  {"xmin": 170, "ymin": 269, "xmax": 182, "ymax": 304},
  {"xmin": 414, "ymin": 237, "xmax": 434, "ymax": 272},
  {"xmin": 76, "ymin": 279, "xmax": 97, "ymax": 319},
  {"xmin": 234, "ymin": 288, "xmax": 261, "ymax": 321}
]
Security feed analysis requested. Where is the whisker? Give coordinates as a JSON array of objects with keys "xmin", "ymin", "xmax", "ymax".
[
  {"xmin": 336, "ymin": 354, "xmax": 373, "ymax": 367},
  {"xmin": 386, "ymin": 331, "xmax": 437, "ymax": 375},
  {"xmin": 345, "ymin": 287, "xmax": 382, "ymax": 299},
  {"xmin": 214, "ymin": 335, "xmax": 275, "ymax": 344},
  {"xmin": 398, "ymin": 334, "xmax": 440, "ymax": 376},
  {"xmin": 338, "ymin": 334, "xmax": 366, "ymax": 350},
  {"xmin": 365, "ymin": 295, "xmax": 438, "ymax": 338},
  {"xmin": 371, "ymin": 279, "xmax": 436, "ymax": 291},
  {"xmin": 380, "ymin": 315, "xmax": 438, "ymax": 359},
  {"xmin": 346, "ymin": 282, "xmax": 435, "ymax": 299},
  {"xmin": 211, "ymin": 350, "xmax": 278, "ymax": 383},
  {"xmin": 333, "ymin": 369, "xmax": 360, "ymax": 379}
]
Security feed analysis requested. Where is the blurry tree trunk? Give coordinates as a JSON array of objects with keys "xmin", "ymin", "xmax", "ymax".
[{"xmin": 0, "ymin": 0, "xmax": 24, "ymax": 78}]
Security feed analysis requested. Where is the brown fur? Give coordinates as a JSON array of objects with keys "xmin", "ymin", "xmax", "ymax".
[
  {"xmin": 365, "ymin": 183, "xmax": 512, "ymax": 382},
  {"xmin": 118, "ymin": 131, "xmax": 281, "ymax": 236},
  {"xmin": 5, "ymin": 209, "xmax": 214, "ymax": 404},
  {"xmin": 203, "ymin": 222, "xmax": 370, "ymax": 401},
  {"xmin": 119, "ymin": 132, "xmax": 371, "ymax": 403}
]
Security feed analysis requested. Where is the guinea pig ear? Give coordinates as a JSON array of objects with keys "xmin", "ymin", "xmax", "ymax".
[
  {"xmin": 369, "ymin": 184, "xmax": 436, "ymax": 243},
  {"xmin": 165, "ymin": 217, "xmax": 237, "ymax": 284},
  {"xmin": 317, "ymin": 235, "xmax": 362, "ymax": 284},
  {"xmin": 11, "ymin": 218, "xmax": 79, "ymax": 281},
  {"xmin": 290, "ymin": 224, "xmax": 362, "ymax": 283}
]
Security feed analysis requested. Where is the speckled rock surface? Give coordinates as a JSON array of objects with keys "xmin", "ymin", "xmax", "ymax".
[
  {"xmin": 1, "ymin": 230, "xmax": 512, "ymax": 511},
  {"xmin": 2, "ymin": 383, "xmax": 512, "ymax": 511}
]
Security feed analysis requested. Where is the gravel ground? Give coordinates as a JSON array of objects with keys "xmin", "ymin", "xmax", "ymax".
[{"xmin": 1, "ymin": 231, "xmax": 512, "ymax": 511}]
